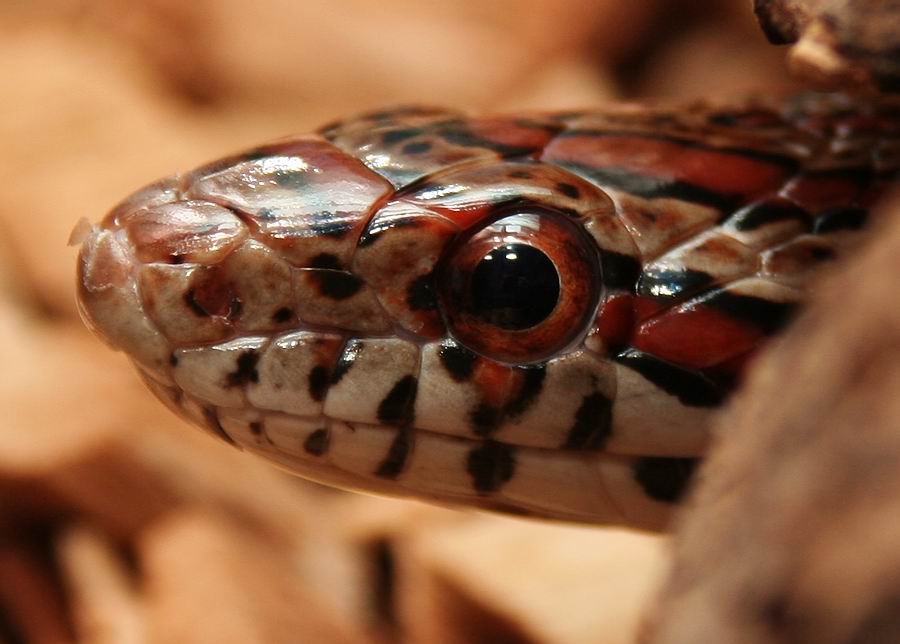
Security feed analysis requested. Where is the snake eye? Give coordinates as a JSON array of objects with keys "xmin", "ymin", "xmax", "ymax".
[
  {"xmin": 471, "ymin": 243, "xmax": 560, "ymax": 330},
  {"xmin": 440, "ymin": 208, "xmax": 600, "ymax": 363}
]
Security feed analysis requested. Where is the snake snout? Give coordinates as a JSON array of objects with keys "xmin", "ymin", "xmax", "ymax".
[{"xmin": 75, "ymin": 134, "xmax": 423, "ymax": 388}]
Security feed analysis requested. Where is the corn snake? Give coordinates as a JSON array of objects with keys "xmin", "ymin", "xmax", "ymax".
[{"xmin": 74, "ymin": 94, "xmax": 899, "ymax": 530}]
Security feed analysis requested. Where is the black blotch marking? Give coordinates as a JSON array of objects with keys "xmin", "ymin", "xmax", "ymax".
[
  {"xmin": 438, "ymin": 340, "xmax": 477, "ymax": 382},
  {"xmin": 407, "ymin": 273, "xmax": 437, "ymax": 311},
  {"xmin": 809, "ymin": 246, "xmax": 836, "ymax": 261},
  {"xmin": 249, "ymin": 421, "xmax": 263, "ymax": 436},
  {"xmin": 202, "ymin": 407, "xmax": 236, "ymax": 445},
  {"xmin": 563, "ymin": 392, "xmax": 613, "ymax": 450},
  {"xmin": 308, "ymin": 365, "xmax": 329, "ymax": 402},
  {"xmin": 467, "ymin": 441, "xmax": 515, "ymax": 494},
  {"xmin": 615, "ymin": 349, "xmax": 726, "ymax": 406},
  {"xmin": 876, "ymin": 74, "xmax": 900, "ymax": 93},
  {"xmin": 800, "ymin": 166, "xmax": 873, "ymax": 180},
  {"xmin": 707, "ymin": 113, "xmax": 739, "ymax": 126},
  {"xmin": 309, "ymin": 270, "xmax": 363, "ymax": 300},
  {"xmin": 484, "ymin": 196, "xmax": 581, "ymax": 221},
  {"xmin": 439, "ymin": 126, "xmax": 534, "ymax": 157},
  {"xmin": 375, "ymin": 428, "xmax": 411, "ymax": 479},
  {"xmin": 401, "ymin": 141, "xmax": 432, "ymax": 155},
  {"xmin": 377, "ymin": 375, "xmax": 418, "ymax": 426},
  {"xmin": 272, "ymin": 307, "xmax": 293, "ymax": 323},
  {"xmin": 381, "ymin": 127, "xmax": 423, "ymax": 145},
  {"xmin": 357, "ymin": 217, "xmax": 420, "ymax": 248},
  {"xmin": 227, "ymin": 297, "xmax": 243, "ymax": 321},
  {"xmin": 470, "ymin": 403, "xmax": 502, "ymax": 436},
  {"xmin": 633, "ymin": 457, "xmax": 698, "ymax": 503},
  {"xmin": 638, "ymin": 268, "xmax": 714, "ymax": 303},
  {"xmin": 169, "ymin": 254, "xmax": 185, "ymax": 264},
  {"xmin": 310, "ymin": 253, "xmax": 343, "ymax": 269},
  {"xmin": 183, "ymin": 289, "xmax": 209, "ymax": 317},
  {"xmin": 169, "ymin": 353, "xmax": 179, "ymax": 367},
  {"xmin": 556, "ymin": 182, "xmax": 580, "ymax": 199},
  {"xmin": 554, "ymin": 161, "xmax": 741, "ymax": 211},
  {"xmin": 310, "ymin": 218, "xmax": 353, "ymax": 238},
  {"xmin": 226, "ymin": 350, "xmax": 260, "ymax": 387},
  {"xmin": 708, "ymin": 109, "xmax": 783, "ymax": 129},
  {"xmin": 331, "ymin": 340, "xmax": 362, "ymax": 384},
  {"xmin": 704, "ymin": 291, "xmax": 797, "ymax": 335},
  {"xmin": 504, "ymin": 366, "xmax": 546, "ymax": 418},
  {"xmin": 601, "ymin": 251, "xmax": 642, "ymax": 291},
  {"xmin": 728, "ymin": 200, "xmax": 809, "ymax": 231},
  {"xmin": 813, "ymin": 206, "xmax": 868, "ymax": 233},
  {"xmin": 245, "ymin": 144, "xmax": 280, "ymax": 160},
  {"xmin": 303, "ymin": 428, "xmax": 330, "ymax": 456}
]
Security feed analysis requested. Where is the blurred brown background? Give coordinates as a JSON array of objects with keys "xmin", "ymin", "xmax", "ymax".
[{"xmin": 0, "ymin": 2, "xmax": 800, "ymax": 642}]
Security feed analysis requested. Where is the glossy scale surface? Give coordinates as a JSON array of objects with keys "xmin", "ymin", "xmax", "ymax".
[{"xmin": 75, "ymin": 95, "xmax": 900, "ymax": 529}]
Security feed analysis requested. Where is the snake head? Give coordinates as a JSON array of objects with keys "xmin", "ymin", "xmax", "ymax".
[{"xmin": 79, "ymin": 100, "xmax": 878, "ymax": 529}]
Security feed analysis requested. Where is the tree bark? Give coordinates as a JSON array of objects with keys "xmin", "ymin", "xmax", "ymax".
[{"xmin": 647, "ymin": 189, "xmax": 900, "ymax": 643}]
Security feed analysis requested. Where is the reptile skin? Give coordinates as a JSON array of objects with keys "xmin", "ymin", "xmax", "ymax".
[{"xmin": 74, "ymin": 94, "xmax": 899, "ymax": 530}]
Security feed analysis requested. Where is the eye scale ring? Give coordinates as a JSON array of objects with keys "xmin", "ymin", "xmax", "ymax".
[
  {"xmin": 439, "ymin": 207, "xmax": 601, "ymax": 364},
  {"xmin": 470, "ymin": 243, "xmax": 561, "ymax": 331}
]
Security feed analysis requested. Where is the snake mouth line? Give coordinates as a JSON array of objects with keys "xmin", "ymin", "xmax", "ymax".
[{"xmin": 138, "ymin": 368, "xmax": 682, "ymax": 530}]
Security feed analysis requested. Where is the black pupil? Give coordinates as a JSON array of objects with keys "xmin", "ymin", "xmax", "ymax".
[{"xmin": 470, "ymin": 244, "xmax": 560, "ymax": 330}]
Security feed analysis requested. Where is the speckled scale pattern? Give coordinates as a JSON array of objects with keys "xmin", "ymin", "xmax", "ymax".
[{"xmin": 76, "ymin": 95, "xmax": 899, "ymax": 530}]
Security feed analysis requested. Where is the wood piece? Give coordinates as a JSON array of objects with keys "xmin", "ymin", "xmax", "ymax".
[
  {"xmin": 396, "ymin": 515, "xmax": 668, "ymax": 644},
  {"xmin": 139, "ymin": 510, "xmax": 371, "ymax": 644},
  {"xmin": 57, "ymin": 525, "xmax": 146, "ymax": 644},
  {"xmin": 0, "ymin": 535, "xmax": 74, "ymax": 644},
  {"xmin": 646, "ymin": 190, "xmax": 900, "ymax": 643},
  {"xmin": 755, "ymin": 0, "xmax": 900, "ymax": 92}
]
